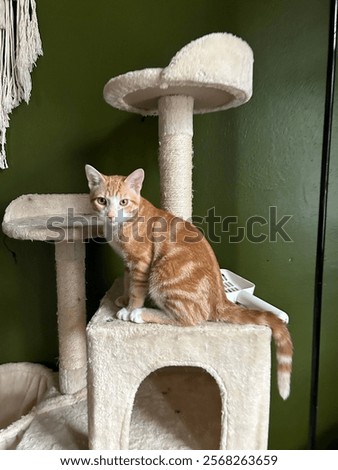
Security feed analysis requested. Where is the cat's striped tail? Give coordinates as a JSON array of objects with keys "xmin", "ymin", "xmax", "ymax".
[{"xmin": 216, "ymin": 303, "xmax": 293, "ymax": 400}]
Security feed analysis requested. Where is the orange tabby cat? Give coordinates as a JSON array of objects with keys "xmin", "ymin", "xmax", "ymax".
[{"xmin": 85, "ymin": 165, "xmax": 293, "ymax": 399}]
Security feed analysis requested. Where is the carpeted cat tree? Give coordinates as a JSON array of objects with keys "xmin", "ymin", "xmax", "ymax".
[
  {"xmin": 1, "ymin": 33, "xmax": 272, "ymax": 450},
  {"xmin": 87, "ymin": 32, "xmax": 271, "ymax": 450}
]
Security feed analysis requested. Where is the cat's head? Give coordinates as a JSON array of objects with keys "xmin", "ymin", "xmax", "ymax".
[{"xmin": 85, "ymin": 165, "xmax": 144, "ymax": 225}]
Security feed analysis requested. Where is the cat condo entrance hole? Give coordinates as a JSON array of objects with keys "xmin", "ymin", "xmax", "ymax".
[{"xmin": 130, "ymin": 366, "xmax": 222, "ymax": 450}]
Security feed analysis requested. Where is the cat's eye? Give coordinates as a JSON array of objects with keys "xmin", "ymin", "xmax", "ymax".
[
  {"xmin": 120, "ymin": 199, "xmax": 129, "ymax": 206},
  {"xmin": 96, "ymin": 197, "xmax": 107, "ymax": 206}
]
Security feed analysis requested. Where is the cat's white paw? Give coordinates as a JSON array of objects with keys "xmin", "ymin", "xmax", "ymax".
[
  {"xmin": 130, "ymin": 308, "xmax": 144, "ymax": 324},
  {"xmin": 117, "ymin": 307, "xmax": 131, "ymax": 321}
]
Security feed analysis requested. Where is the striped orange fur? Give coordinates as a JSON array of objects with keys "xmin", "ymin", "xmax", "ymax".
[{"xmin": 85, "ymin": 165, "xmax": 293, "ymax": 399}]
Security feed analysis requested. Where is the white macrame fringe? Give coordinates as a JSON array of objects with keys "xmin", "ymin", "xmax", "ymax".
[{"xmin": 0, "ymin": 0, "xmax": 42, "ymax": 169}]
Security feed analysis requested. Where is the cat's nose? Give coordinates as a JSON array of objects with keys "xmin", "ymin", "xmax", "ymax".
[{"xmin": 107, "ymin": 211, "xmax": 116, "ymax": 220}]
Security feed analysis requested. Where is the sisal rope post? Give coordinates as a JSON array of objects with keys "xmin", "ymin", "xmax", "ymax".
[
  {"xmin": 55, "ymin": 241, "xmax": 87, "ymax": 394},
  {"xmin": 158, "ymin": 95, "xmax": 194, "ymax": 220}
]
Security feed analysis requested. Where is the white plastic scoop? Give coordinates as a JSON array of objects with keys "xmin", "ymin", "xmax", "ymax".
[{"xmin": 221, "ymin": 269, "xmax": 289, "ymax": 323}]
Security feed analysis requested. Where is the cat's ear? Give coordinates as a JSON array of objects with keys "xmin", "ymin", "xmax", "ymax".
[
  {"xmin": 124, "ymin": 168, "xmax": 144, "ymax": 194},
  {"xmin": 85, "ymin": 165, "xmax": 104, "ymax": 190}
]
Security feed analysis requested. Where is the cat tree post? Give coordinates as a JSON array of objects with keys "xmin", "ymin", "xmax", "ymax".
[
  {"xmin": 158, "ymin": 95, "xmax": 194, "ymax": 220},
  {"xmin": 55, "ymin": 241, "xmax": 87, "ymax": 394}
]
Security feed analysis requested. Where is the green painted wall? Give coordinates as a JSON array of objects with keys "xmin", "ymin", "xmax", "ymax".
[{"xmin": 0, "ymin": 0, "xmax": 337, "ymax": 449}]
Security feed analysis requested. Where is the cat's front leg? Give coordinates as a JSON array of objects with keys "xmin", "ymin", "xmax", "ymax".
[
  {"xmin": 117, "ymin": 265, "xmax": 148, "ymax": 321},
  {"xmin": 115, "ymin": 268, "xmax": 130, "ymax": 307}
]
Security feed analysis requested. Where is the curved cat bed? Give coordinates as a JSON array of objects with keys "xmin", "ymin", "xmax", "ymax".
[{"xmin": 0, "ymin": 363, "xmax": 55, "ymax": 449}]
